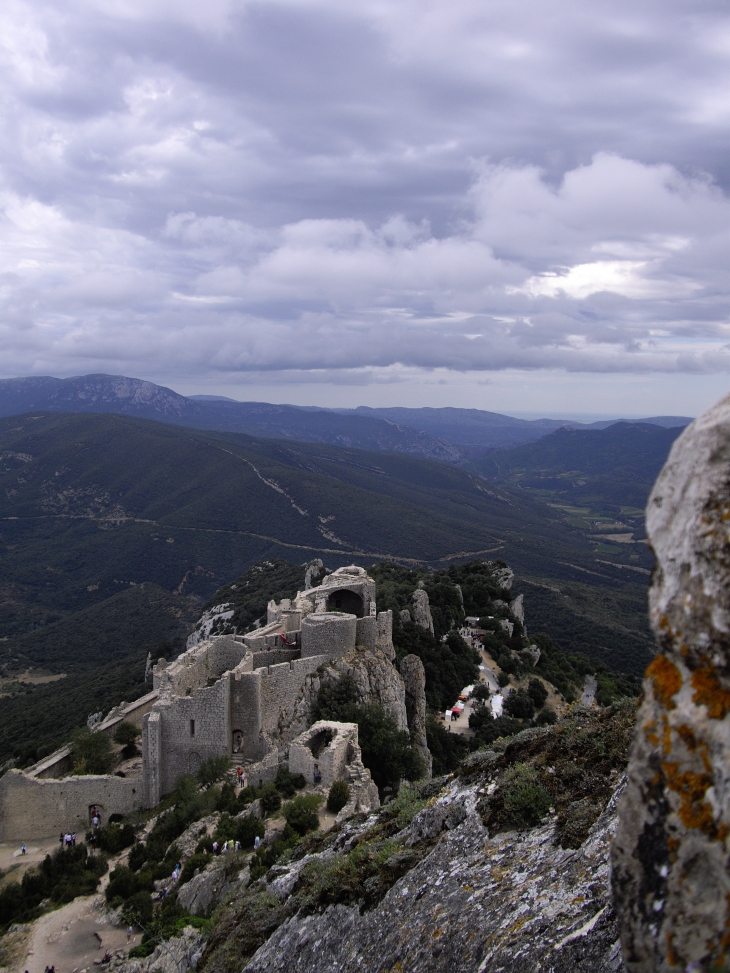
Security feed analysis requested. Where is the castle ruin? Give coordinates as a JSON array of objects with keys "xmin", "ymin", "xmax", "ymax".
[{"xmin": 0, "ymin": 565, "xmax": 408, "ymax": 839}]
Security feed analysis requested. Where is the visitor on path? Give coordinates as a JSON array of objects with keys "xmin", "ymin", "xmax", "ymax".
[
  {"xmin": 71, "ymin": 833, "xmax": 76, "ymax": 846},
  {"xmin": 254, "ymin": 835, "xmax": 261, "ymax": 850},
  {"xmin": 20, "ymin": 842, "xmax": 26, "ymax": 855},
  {"xmin": 127, "ymin": 926, "xmax": 133, "ymax": 943},
  {"xmin": 212, "ymin": 841, "xmax": 218, "ymax": 854},
  {"xmin": 234, "ymin": 840, "xmax": 240, "ymax": 853},
  {"xmin": 313, "ymin": 764, "xmax": 321, "ymax": 784}
]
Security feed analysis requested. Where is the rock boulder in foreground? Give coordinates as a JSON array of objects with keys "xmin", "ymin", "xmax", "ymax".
[{"xmin": 612, "ymin": 394, "xmax": 730, "ymax": 971}]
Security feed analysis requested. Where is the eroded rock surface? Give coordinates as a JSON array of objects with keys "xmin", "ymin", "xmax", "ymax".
[
  {"xmin": 612, "ymin": 395, "xmax": 730, "ymax": 971},
  {"xmin": 412, "ymin": 588, "xmax": 434, "ymax": 634},
  {"xmin": 400, "ymin": 653, "xmax": 432, "ymax": 776},
  {"xmin": 199, "ymin": 709, "xmax": 633, "ymax": 973},
  {"xmin": 244, "ymin": 783, "xmax": 624, "ymax": 973}
]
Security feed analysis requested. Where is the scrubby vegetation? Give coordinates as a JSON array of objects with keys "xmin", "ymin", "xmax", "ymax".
[
  {"xmin": 93, "ymin": 821, "xmax": 137, "ymax": 854},
  {"xmin": 70, "ymin": 727, "xmax": 113, "ymax": 775},
  {"xmin": 326, "ymin": 780, "xmax": 350, "ymax": 813},
  {"xmin": 0, "ymin": 843, "xmax": 108, "ymax": 929},
  {"xmin": 113, "ymin": 721, "xmax": 140, "ymax": 758}
]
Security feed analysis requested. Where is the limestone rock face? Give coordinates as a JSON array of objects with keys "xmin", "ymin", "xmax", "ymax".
[
  {"xmin": 510, "ymin": 593, "xmax": 525, "ymax": 633},
  {"xmin": 399, "ymin": 608, "xmax": 411, "ymax": 625},
  {"xmin": 399, "ymin": 654, "xmax": 432, "ymax": 776},
  {"xmin": 244, "ymin": 779, "xmax": 625, "ymax": 973},
  {"xmin": 279, "ymin": 645, "xmax": 410, "ymax": 741},
  {"xmin": 412, "ymin": 588, "xmax": 434, "ymax": 634},
  {"xmin": 612, "ymin": 394, "xmax": 730, "ymax": 972},
  {"xmin": 177, "ymin": 861, "xmax": 246, "ymax": 916}
]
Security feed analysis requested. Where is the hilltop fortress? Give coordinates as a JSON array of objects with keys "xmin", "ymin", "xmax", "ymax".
[{"xmin": 0, "ymin": 566, "xmax": 418, "ymax": 839}]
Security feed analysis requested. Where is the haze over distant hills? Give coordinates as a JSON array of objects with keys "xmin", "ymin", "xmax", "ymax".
[{"xmin": 0, "ymin": 374, "xmax": 692, "ymax": 457}]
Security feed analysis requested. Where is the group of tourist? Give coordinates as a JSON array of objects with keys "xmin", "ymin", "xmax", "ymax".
[
  {"xmin": 60, "ymin": 832, "xmax": 77, "ymax": 847},
  {"xmin": 210, "ymin": 839, "xmax": 242, "ymax": 854}
]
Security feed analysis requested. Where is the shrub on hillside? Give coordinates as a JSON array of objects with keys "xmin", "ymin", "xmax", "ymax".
[
  {"xmin": 502, "ymin": 763, "xmax": 552, "ymax": 830},
  {"xmin": 527, "ymin": 678, "xmax": 548, "ymax": 709},
  {"xmin": 70, "ymin": 728, "xmax": 113, "ymax": 775},
  {"xmin": 94, "ymin": 822, "xmax": 136, "ymax": 854},
  {"xmin": 326, "ymin": 780, "xmax": 350, "ymax": 814},
  {"xmin": 259, "ymin": 783, "xmax": 282, "ymax": 815},
  {"xmin": 113, "ymin": 721, "xmax": 140, "ymax": 758},
  {"xmin": 504, "ymin": 688, "xmax": 535, "ymax": 720},
  {"xmin": 0, "ymin": 844, "xmax": 108, "ymax": 929},
  {"xmin": 275, "ymin": 766, "xmax": 306, "ymax": 798},
  {"xmin": 283, "ymin": 795, "xmax": 321, "ymax": 836},
  {"xmin": 197, "ymin": 755, "xmax": 231, "ymax": 788},
  {"xmin": 535, "ymin": 707, "xmax": 557, "ymax": 726},
  {"xmin": 425, "ymin": 715, "xmax": 470, "ymax": 775}
]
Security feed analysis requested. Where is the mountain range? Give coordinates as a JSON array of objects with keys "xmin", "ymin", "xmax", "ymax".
[{"xmin": 0, "ymin": 374, "xmax": 692, "ymax": 457}]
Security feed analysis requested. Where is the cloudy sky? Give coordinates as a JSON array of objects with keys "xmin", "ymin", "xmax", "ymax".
[{"xmin": 0, "ymin": 0, "xmax": 728, "ymax": 416}]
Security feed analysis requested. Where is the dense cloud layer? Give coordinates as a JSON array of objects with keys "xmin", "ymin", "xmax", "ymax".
[{"xmin": 0, "ymin": 0, "xmax": 728, "ymax": 404}]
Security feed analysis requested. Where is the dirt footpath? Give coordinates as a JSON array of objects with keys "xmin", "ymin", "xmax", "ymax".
[{"xmin": 17, "ymin": 893, "xmax": 133, "ymax": 973}]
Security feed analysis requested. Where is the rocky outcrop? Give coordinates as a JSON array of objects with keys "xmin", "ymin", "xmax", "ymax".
[
  {"xmin": 400, "ymin": 654, "xmax": 432, "ymax": 776},
  {"xmin": 197, "ymin": 708, "xmax": 634, "ymax": 973},
  {"xmin": 279, "ymin": 644, "xmax": 410, "ymax": 739},
  {"xmin": 412, "ymin": 588, "xmax": 434, "ymax": 634},
  {"xmin": 119, "ymin": 926, "xmax": 205, "ymax": 973},
  {"xmin": 242, "ymin": 770, "xmax": 624, "ymax": 973},
  {"xmin": 612, "ymin": 395, "xmax": 730, "ymax": 972},
  {"xmin": 510, "ymin": 593, "xmax": 525, "ymax": 633},
  {"xmin": 177, "ymin": 862, "xmax": 249, "ymax": 917}
]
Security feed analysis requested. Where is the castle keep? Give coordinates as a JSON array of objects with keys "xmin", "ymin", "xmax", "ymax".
[
  {"xmin": 144, "ymin": 565, "xmax": 392, "ymax": 805},
  {"xmin": 0, "ymin": 566, "xmax": 397, "ymax": 838}
]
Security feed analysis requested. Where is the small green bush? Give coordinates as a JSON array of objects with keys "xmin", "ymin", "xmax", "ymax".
[
  {"xmin": 502, "ymin": 763, "xmax": 552, "ymax": 830},
  {"xmin": 122, "ymin": 889, "xmax": 153, "ymax": 927},
  {"xmin": 504, "ymin": 688, "xmax": 535, "ymax": 720},
  {"xmin": 275, "ymin": 766, "xmax": 305, "ymax": 797},
  {"xmin": 497, "ymin": 671, "xmax": 511, "ymax": 688},
  {"xmin": 527, "ymin": 678, "xmax": 548, "ymax": 709},
  {"xmin": 535, "ymin": 707, "xmax": 557, "ymax": 726},
  {"xmin": 94, "ymin": 823, "xmax": 136, "ymax": 854},
  {"xmin": 197, "ymin": 756, "xmax": 231, "ymax": 788},
  {"xmin": 70, "ymin": 728, "xmax": 113, "ymax": 775},
  {"xmin": 259, "ymin": 783, "xmax": 281, "ymax": 815},
  {"xmin": 113, "ymin": 722, "xmax": 140, "ymax": 758},
  {"xmin": 216, "ymin": 782, "xmax": 239, "ymax": 815},
  {"xmin": 236, "ymin": 814, "xmax": 265, "ymax": 848},
  {"xmin": 283, "ymin": 795, "xmax": 321, "ymax": 836},
  {"xmin": 129, "ymin": 941, "xmax": 156, "ymax": 959},
  {"xmin": 238, "ymin": 785, "xmax": 258, "ymax": 806},
  {"xmin": 326, "ymin": 780, "xmax": 350, "ymax": 814},
  {"xmin": 127, "ymin": 841, "xmax": 148, "ymax": 871}
]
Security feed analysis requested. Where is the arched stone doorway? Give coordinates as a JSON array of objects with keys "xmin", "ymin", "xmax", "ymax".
[
  {"xmin": 187, "ymin": 751, "xmax": 202, "ymax": 775},
  {"xmin": 232, "ymin": 730, "xmax": 244, "ymax": 754},
  {"xmin": 89, "ymin": 804, "xmax": 104, "ymax": 826},
  {"xmin": 326, "ymin": 589, "xmax": 364, "ymax": 617}
]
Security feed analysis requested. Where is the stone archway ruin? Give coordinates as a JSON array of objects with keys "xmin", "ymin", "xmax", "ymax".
[{"xmin": 326, "ymin": 588, "xmax": 364, "ymax": 618}]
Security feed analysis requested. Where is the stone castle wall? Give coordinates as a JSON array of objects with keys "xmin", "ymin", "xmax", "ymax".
[
  {"xmin": 0, "ymin": 769, "xmax": 144, "ymax": 841},
  {"xmin": 230, "ymin": 670, "xmax": 263, "ymax": 762},
  {"xmin": 155, "ymin": 636, "xmax": 247, "ymax": 696},
  {"xmin": 301, "ymin": 613, "xmax": 357, "ymax": 659},
  {"xmin": 154, "ymin": 676, "xmax": 231, "ymax": 796},
  {"xmin": 258, "ymin": 656, "xmax": 330, "ymax": 741},
  {"xmin": 251, "ymin": 647, "xmax": 299, "ymax": 670}
]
